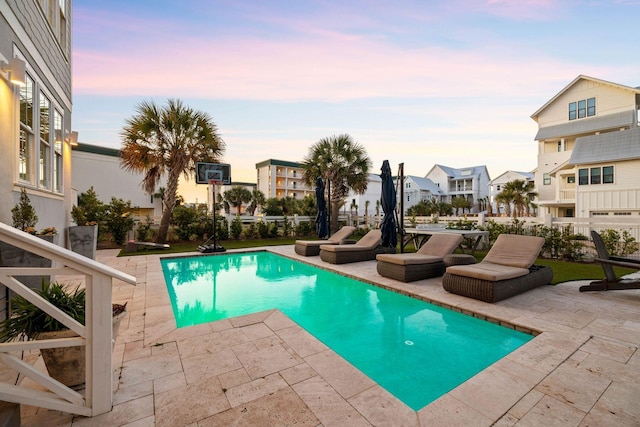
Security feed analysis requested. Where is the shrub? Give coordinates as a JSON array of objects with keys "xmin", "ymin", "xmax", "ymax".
[
  {"xmin": 105, "ymin": 198, "xmax": 135, "ymax": 245},
  {"xmin": 230, "ymin": 216, "xmax": 243, "ymax": 240},
  {"xmin": 599, "ymin": 229, "xmax": 639, "ymax": 257},
  {"xmin": 243, "ymin": 223, "xmax": 259, "ymax": 239},
  {"xmin": 136, "ymin": 216, "xmax": 153, "ymax": 241},
  {"xmin": 257, "ymin": 220, "xmax": 270, "ymax": 238},
  {"xmin": 216, "ymin": 217, "xmax": 229, "ymax": 241},
  {"xmin": 282, "ymin": 215, "xmax": 292, "ymax": 237},
  {"xmin": 11, "ymin": 188, "xmax": 38, "ymax": 231},
  {"xmin": 294, "ymin": 221, "xmax": 314, "ymax": 237}
]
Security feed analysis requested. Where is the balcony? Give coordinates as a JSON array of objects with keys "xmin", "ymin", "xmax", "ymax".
[{"xmin": 559, "ymin": 188, "xmax": 576, "ymax": 201}]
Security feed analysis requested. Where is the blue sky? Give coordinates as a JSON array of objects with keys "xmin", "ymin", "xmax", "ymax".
[{"xmin": 72, "ymin": 0, "xmax": 640, "ymax": 192}]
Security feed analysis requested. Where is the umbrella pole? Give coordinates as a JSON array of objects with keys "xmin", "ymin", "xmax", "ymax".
[{"xmin": 327, "ymin": 179, "xmax": 331, "ymax": 237}]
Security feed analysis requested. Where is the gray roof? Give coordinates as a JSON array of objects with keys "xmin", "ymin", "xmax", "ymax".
[
  {"xmin": 406, "ymin": 175, "xmax": 444, "ymax": 194},
  {"xmin": 432, "ymin": 164, "xmax": 487, "ymax": 178},
  {"xmin": 535, "ymin": 111, "xmax": 634, "ymax": 140},
  {"xmin": 569, "ymin": 127, "xmax": 640, "ymax": 165}
]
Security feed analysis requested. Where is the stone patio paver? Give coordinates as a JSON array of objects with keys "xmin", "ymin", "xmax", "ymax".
[{"xmin": 5, "ymin": 246, "xmax": 640, "ymax": 426}]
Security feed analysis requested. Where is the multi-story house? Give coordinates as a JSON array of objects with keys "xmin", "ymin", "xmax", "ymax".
[
  {"xmin": 72, "ymin": 143, "xmax": 163, "ymax": 221},
  {"xmin": 1, "ymin": 0, "xmax": 74, "ymax": 232},
  {"xmin": 489, "ymin": 171, "xmax": 535, "ymax": 215},
  {"xmin": 402, "ymin": 175, "xmax": 445, "ymax": 215},
  {"xmin": 345, "ymin": 173, "xmax": 382, "ymax": 219},
  {"xmin": 425, "ymin": 164, "xmax": 490, "ymax": 213},
  {"xmin": 255, "ymin": 159, "xmax": 314, "ymax": 200},
  {"xmin": 531, "ymin": 75, "xmax": 640, "ymax": 221}
]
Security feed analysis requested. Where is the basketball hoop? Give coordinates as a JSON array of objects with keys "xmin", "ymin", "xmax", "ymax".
[{"xmin": 208, "ymin": 179, "xmax": 222, "ymax": 186}]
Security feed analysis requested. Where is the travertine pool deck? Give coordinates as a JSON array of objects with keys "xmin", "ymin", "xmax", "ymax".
[{"xmin": 16, "ymin": 246, "xmax": 640, "ymax": 426}]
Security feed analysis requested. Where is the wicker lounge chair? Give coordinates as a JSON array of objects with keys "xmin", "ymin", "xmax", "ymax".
[
  {"xmin": 294, "ymin": 226, "xmax": 356, "ymax": 256},
  {"xmin": 319, "ymin": 229, "xmax": 392, "ymax": 264},
  {"xmin": 376, "ymin": 233, "xmax": 463, "ymax": 282},
  {"xmin": 442, "ymin": 234, "xmax": 553, "ymax": 303},
  {"xmin": 579, "ymin": 230, "xmax": 640, "ymax": 292}
]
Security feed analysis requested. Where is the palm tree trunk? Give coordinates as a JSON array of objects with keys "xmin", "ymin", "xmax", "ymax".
[{"xmin": 156, "ymin": 169, "xmax": 180, "ymax": 243}]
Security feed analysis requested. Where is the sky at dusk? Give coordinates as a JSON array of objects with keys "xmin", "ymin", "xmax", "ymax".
[{"xmin": 72, "ymin": 0, "xmax": 640, "ymax": 201}]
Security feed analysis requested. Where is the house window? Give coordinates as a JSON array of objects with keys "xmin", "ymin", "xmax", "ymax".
[
  {"xmin": 578, "ymin": 168, "xmax": 589, "ymax": 185},
  {"xmin": 603, "ymin": 166, "xmax": 614, "ymax": 184},
  {"xmin": 19, "ymin": 74, "xmax": 35, "ymax": 183},
  {"xmin": 580, "ymin": 166, "xmax": 614, "ymax": 185},
  {"xmin": 543, "ymin": 173, "xmax": 551, "ymax": 185},
  {"xmin": 578, "ymin": 100, "xmax": 586, "ymax": 119},
  {"xmin": 567, "ymin": 175, "xmax": 575, "ymax": 184},
  {"xmin": 17, "ymin": 71, "xmax": 63, "ymax": 192},
  {"xmin": 587, "ymin": 97, "xmax": 596, "ymax": 116},
  {"xmin": 39, "ymin": 92, "xmax": 51, "ymax": 189},
  {"xmin": 569, "ymin": 97, "xmax": 595, "ymax": 120},
  {"xmin": 53, "ymin": 110, "xmax": 63, "ymax": 192},
  {"xmin": 496, "ymin": 185, "xmax": 501, "ymax": 191}
]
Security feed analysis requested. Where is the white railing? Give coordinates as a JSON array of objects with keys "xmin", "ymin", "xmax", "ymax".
[{"xmin": 0, "ymin": 222, "xmax": 136, "ymax": 417}]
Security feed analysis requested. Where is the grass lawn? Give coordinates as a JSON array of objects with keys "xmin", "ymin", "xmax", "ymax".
[{"xmin": 117, "ymin": 237, "xmax": 637, "ymax": 285}]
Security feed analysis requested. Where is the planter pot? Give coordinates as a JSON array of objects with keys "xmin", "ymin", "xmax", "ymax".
[
  {"xmin": 67, "ymin": 225, "xmax": 98, "ymax": 259},
  {"xmin": 0, "ymin": 235, "xmax": 58, "ymax": 302},
  {"xmin": 38, "ymin": 309, "xmax": 127, "ymax": 387}
]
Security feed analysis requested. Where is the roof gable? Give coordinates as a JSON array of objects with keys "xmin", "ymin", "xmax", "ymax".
[{"xmin": 531, "ymin": 75, "xmax": 640, "ymax": 121}]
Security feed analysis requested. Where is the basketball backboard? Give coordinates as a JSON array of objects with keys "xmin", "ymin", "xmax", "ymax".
[{"xmin": 195, "ymin": 162, "xmax": 231, "ymax": 185}]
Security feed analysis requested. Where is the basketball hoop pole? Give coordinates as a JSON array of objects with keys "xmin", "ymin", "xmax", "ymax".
[
  {"xmin": 198, "ymin": 180, "xmax": 226, "ymax": 253},
  {"xmin": 211, "ymin": 180, "xmax": 218, "ymax": 249}
]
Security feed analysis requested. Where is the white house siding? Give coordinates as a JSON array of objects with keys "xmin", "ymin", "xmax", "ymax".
[
  {"xmin": 346, "ymin": 174, "xmax": 382, "ymax": 219},
  {"xmin": 72, "ymin": 145, "xmax": 163, "ymax": 221},
  {"xmin": 535, "ymin": 150, "xmax": 571, "ymax": 202},
  {"xmin": 536, "ymin": 79, "xmax": 636, "ymax": 128},
  {"xmin": 0, "ymin": 0, "xmax": 74, "ymax": 232},
  {"xmin": 575, "ymin": 160, "xmax": 640, "ymax": 215}
]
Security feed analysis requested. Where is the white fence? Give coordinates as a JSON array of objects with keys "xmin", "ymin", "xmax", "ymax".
[{"xmin": 0, "ymin": 222, "xmax": 136, "ymax": 416}]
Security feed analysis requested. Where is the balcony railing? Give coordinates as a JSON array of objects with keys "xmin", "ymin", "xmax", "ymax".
[
  {"xmin": 0, "ymin": 222, "xmax": 136, "ymax": 417},
  {"xmin": 559, "ymin": 188, "xmax": 576, "ymax": 201}
]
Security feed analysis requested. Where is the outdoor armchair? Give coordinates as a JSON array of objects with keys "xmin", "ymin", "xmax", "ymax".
[
  {"xmin": 579, "ymin": 230, "xmax": 640, "ymax": 292},
  {"xmin": 319, "ymin": 229, "xmax": 392, "ymax": 264},
  {"xmin": 294, "ymin": 226, "xmax": 356, "ymax": 256},
  {"xmin": 376, "ymin": 233, "xmax": 463, "ymax": 282},
  {"xmin": 442, "ymin": 234, "xmax": 553, "ymax": 303}
]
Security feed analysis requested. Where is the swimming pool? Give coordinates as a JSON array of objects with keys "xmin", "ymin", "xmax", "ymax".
[{"xmin": 161, "ymin": 251, "xmax": 533, "ymax": 410}]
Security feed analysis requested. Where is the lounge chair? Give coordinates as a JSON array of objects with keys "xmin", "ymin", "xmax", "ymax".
[
  {"xmin": 294, "ymin": 226, "xmax": 356, "ymax": 256},
  {"xmin": 579, "ymin": 230, "xmax": 640, "ymax": 292},
  {"xmin": 376, "ymin": 233, "xmax": 463, "ymax": 282},
  {"xmin": 319, "ymin": 229, "xmax": 392, "ymax": 264},
  {"xmin": 442, "ymin": 234, "xmax": 553, "ymax": 303}
]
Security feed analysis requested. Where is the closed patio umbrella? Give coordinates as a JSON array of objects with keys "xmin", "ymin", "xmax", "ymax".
[
  {"xmin": 315, "ymin": 177, "xmax": 329, "ymax": 239},
  {"xmin": 380, "ymin": 160, "xmax": 397, "ymax": 248}
]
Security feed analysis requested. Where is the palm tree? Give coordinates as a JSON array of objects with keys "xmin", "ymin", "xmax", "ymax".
[
  {"xmin": 451, "ymin": 196, "xmax": 470, "ymax": 216},
  {"xmin": 301, "ymin": 134, "xmax": 371, "ymax": 234},
  {"xmin": 223, "ymin": 186, "xmax": 252, "ymax": 215},
  {"xmin": 120, "ymin": 99, "xmax": 224, "ymax": 243},
  {"xmin": 247, "ymin": 189, "xmax": 265, "ymax": 216},
  {"xmin": 495, "ymin": 187, "xmax": 515, "ymax": 217},
  {"xmin": 502, "ymin": 180, "xmax": 538, "ymax": 217}
]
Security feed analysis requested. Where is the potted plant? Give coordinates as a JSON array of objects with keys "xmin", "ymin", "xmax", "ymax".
[
  {"xmin": 0, "ymin": 189, "xmax": 58, "ymax": 290},
  {"xmin": 0, "ymin": 281, "xmax": 127, "ymax": 387}
]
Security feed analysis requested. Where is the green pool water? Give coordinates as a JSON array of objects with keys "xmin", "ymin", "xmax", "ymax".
[{"xmin": 160, "ymin": 251, "xmax": 533, "ymax": 410}]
